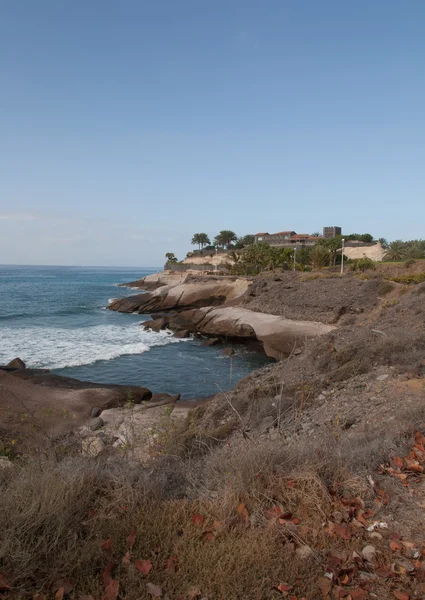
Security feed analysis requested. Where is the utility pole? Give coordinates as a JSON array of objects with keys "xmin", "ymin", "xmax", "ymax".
[
  {"xmin": 340, "ymin": 238, "xmax": 345, "ymax": 274},
  {"xmin": 293, "ymin": 246, "xmax": 297, "ymax": 271}
]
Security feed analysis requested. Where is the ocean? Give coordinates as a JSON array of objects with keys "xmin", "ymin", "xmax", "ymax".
[{"xmin": 0, "ymin": 265, "xmax": 270, "ymax": 399}]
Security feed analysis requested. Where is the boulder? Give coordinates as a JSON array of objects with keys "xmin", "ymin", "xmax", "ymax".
[
  {"xmin": 108, "ymin": 278, "xmax": 250, "ymax": 314},
  {"xmin": 90, "ymin": 406, "xmax": 102, "ymax": 418},
  {"xmin": 201, "ymin": 338, "xmax": 220, "ymax": 347},
  {"xmin": 174, "ymin": 329, "xmax": 191, "ymax": 339},
  {"xmin": 82, "ymin": 436, "xmax": 105, "ymax": 457},
  {"xmin": 6, "ymin": 357, "xmax": 26, "ymax": 370},
  {"xmin": 142, "ymin": 317, "xmax": 169, "ymax": 332},
  {"xmin": 149, "ymin": 393, "xmax": 181, "ymax": 404},
  {"xmin": 89, "ymin": 417, "xmax": 104, "ymax": 431},
  {"xmin": 223, "ymin": 348, "xmax": 235, "ymax": 357}
]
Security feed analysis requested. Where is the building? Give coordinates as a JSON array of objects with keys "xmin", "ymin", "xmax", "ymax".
[
  {"xmin": 254, "ymin": 226, "xmax": 342, "ymax": 248},
  {"xmin": 323, "ymin": 226, "xmax": 342, "ymax": 239}
]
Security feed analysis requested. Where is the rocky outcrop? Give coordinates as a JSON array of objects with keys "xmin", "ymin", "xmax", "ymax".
[
  {"xmin": 6, "ymin": 357, "xmax": 26, "ymax": 370},
  {"xmin": 109, "ymin": 277, "xmax": 250, "ymax": 314},
  {"xmin": 120, "ymin": 271, "xmax": 189, "ymax": 290},
  {"xmin": 167, "ymin": 306, "xmax": 335, "ymax": 360},
  {"xmin": 0, "ymin": 369, "xmax": 152, "ymax": 443}
]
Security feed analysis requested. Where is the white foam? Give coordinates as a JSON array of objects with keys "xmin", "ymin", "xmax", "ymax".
[{"xmin": 0, "ymin": 323, "xmax": 183, "ymax": 369}]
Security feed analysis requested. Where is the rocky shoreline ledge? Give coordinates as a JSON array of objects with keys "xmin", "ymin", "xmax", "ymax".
[{"xmin": 109, "ymin": 271, "xmax": 335, "ymax": 359}]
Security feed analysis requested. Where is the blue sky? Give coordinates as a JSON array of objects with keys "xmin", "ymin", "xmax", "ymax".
[{"xmin": 1, "ymin": 1, "xmax": 424, "ymax": 266}]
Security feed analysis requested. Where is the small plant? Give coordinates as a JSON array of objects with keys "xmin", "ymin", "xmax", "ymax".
[
  {"xmin": 379, "ymin": 281, "xmax": 395, "ymax": 296},
  {"xmin": 125, "ymin": 390, "xmax": 135, "ymax": 408},
  {"xmin": 388, "ymin": 273, "xmax": 425, "ymax": 284},
  {"xmin": 382, "ymin": 297, "xmax": 400, "ymax": 309},
  {"xmin": 349, "ymin": 257, "xmax": 375, "ymax": 272},
  {"xmin": 404, "ymin": 258, "xmax": 416, "ymax": 268}
]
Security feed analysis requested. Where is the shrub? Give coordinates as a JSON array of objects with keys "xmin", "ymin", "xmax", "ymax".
[
  {"xmin": 404, "ymin": 258, "xmax": 416, "ymax": 268},
  {"xmin": 349, "ymin": 257, "xmax": 375, "ymax": 272},
  {"xmin": 388, "ymin": 273, "xmax": 425, "ymax": 284},
  {"xmin": 379, "ymin": 281, "xmax": 395, "ymax": 296}
]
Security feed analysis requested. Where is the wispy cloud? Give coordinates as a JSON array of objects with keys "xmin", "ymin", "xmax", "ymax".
[{"xmin": 0, "ymin": 212, "xmax": 38, "ymax": 221}]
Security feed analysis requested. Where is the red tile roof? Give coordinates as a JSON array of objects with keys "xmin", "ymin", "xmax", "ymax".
[
  {"xmin": 272, "ymin": 231, "xmax": 296, "ymax": 235},
  {"xmin": 255, "ymin": 232, "xmax": 269, "ymax": 236},
  {"xmin": 290, "ymin": 234, "xmax": 312, "ymax": 240}
]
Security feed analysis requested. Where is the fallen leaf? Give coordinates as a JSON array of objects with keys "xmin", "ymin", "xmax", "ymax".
[
  {"xmin": 135, "ymin": 559, "xmax": 153, "ymax": 575},
  {"xmin": 275, "ymin": 582, "xmax": 293, "ymax": 596},
  {"xmin": 122, "ymin": 551, "xmax": 131, "ymax": 567},
  {"xmin": 334, "ymin": 523, "xmax": 351, "ymax": 540},
  {"xmin": 102, "ymin": 562, "xmax": 114, "ymax": 588},
  {"xmin": 237, "ymin": 503, "xmax": 249, "ymax": 520},
  {"xmin": 265, "ymin": 505, "xmax": 283, "ymax": 520},
  {"xmin": 201, "ymin": 530, "xmax": 215, "ymax": 542},
  {"xmin": 52, "ymin": 579, "xmax": 73, "ymax": 595},
  {"xmin": 393, "ymin": 592, "xmax": 410, "ymax": 600},
  {"xmin": 392, "ymin": 456, "xmax": 404, "ymax": 469},
  {"xmin": 191, "ymin": 513, "xmax": 205, "ymax": 527},
  {"xmin": 100, "ymin": 539, "xmax": 112, "ymax": 551},
  {"xmin": 55, "ymin": 589, "xmax": 64, "ymax": 600},
  {"xmin": 317, "ymin": 576, "xmax": 332, "ymax": 596},
  {"xmin": 375, "ymin": 566, "xmax": 393, "ymax": 578},
  {"xmin": 33, "ymin": 595, "xmax": 47, "ymax": 600},
  {"xmin": 287, "ymin": 479, "xmax": 296, "ymax": 488},
  {"xmin": 102, "ymin": 579, "xmax": 119, "ymax": 600},
  {"xmin": 146, "ymin": 582, "xmax": 163, "ymax": 597},
  {"xmin": 390, "ymin": 541, "xmax": 403, "ymax": 552},
  {"xmin": 350, "ymin": 589, "xmax": 369, "ymax": 599},
  {"xmin": 127, "ymin": 529, "xmax": 136, "ymax": 549}
]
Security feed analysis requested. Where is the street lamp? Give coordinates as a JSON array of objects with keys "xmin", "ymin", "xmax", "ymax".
[{"xmin": 340, "ymin": 238, "xmax": 345, "ymax": 274}]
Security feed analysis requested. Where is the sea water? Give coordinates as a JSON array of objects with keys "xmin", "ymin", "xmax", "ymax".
[{"xmin": 0, "ymin": 265, "xmax": 271, "ymax": 399}]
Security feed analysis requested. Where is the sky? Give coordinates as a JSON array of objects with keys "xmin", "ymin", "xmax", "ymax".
[{"xmin": 1, "ymin": 1, "xmax": 425, "ymax": 266}]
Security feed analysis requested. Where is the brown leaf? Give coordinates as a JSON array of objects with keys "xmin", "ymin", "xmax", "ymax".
[
  {"xmin": 146, "ymin": 582, "xmax": 163, "ymax": 597},
  {"xmin": 201, "ymin": 530, "xmax": 215, "ymax": 542},
  {"xmin": 390, "ymin": 541, "xmax": 403, "ymax": 552},
  {"xmin": 237, "ymin": 503, "xmax": 249, "ymax": 520},
  {"xmin": 100, "ymin": 538, "xmax": 112, "ymax": 551},
  {"xmin": 102, "ymin": 579, "xmax": 119, "ymax": 600},
  {"xmin": 121, "ymin": 551, "xmax": 131, "ymax": 567},
  {"xmin": 33, "ymin": 595, "xmax": 47, "ymax": 600},
  {"xmin": 191, "ymin": 513, "xmax": 205, "ymax": 527},
  {"xmin": 317, "ymin": 576, "xmax": 332, "ymax": 597},
  {"xmin": 335, "ymin": 523, "xmax": 351, "ymax": 540},
  {"xmin": 127, "ymin": 529, "xmax": 136, "ymax": 549},
  {"xmin": 393, "ymin": 592, "xmax": 410, "ymax": 600},
  {"xmin": 55, "ymin": 589, "xmax": 64, "ymax": 600},
  {"xmin": 265, "ymin": 505, "xmax": 283, "ymax": 520},
  {"xmin": 392, "ymin": 456, "xmax": 404, "ymax": 469},
  {"xmin": 135, "ymin": 559, "xmax": 153, "ymax": 575},
  {"xmin": 350, "ymin": 589, "xmax": 369, "ymax": 599},
  {"xmin": 275, "ymin": 582, "xmax": 293, "ymax": 595},
  {"xmin": 375, "ymin": 566, "xmax": 393, "ymax": 579},
  {"xmin": 102, "ymin": 562, "xmax": 114, "ymax": 589}
]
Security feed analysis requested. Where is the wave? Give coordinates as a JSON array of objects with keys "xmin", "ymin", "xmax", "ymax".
[
  {"xmin": 0, "ymin": 323, "xmax": 183, "ymax": 370},
  {"xmin": 0, "ymin": 305, "xmax": 94, "ymax": 322}
]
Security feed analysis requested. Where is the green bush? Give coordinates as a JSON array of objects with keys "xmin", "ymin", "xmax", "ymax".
[
  {"xmin": 388, "ymin": 273, "xmax": 425, "ymax": 284},
  {"xmin": 349, "ymin": 257, "xmax": 375, "ymax": 272}
]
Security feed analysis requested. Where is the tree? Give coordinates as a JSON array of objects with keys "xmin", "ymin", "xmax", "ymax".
[
  {"xmin": 165, "ymin": 252, "xmax": 178, "ymax": 264},
  {"xmin": 233, "ymin": 234, "xmax": 255, "ymax": 249},
  {"xmin": 191, "ymin": 233, "xmax": 210, "ymax": 250},
  {"xmin": 214, "ymin": 230, "xmax": 238, "ymax": 249},
  {"xmin": 384, "ymin": 241, "xmax": 406, "ymax": 262},
  {"xmin": 310, "ymin": 245, "xmax": 331, "ymax": 270},
  {"xmin": 378, "ymin": 237, "xmax": 389, "ymax": 249},
  {"xmin": 311, "ymin": 231, "xmax": 321, "ymax": 237}
]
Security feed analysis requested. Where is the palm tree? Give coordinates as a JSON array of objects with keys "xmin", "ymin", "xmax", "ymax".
[
  {"xmin": 191, "ymin": 233, "xmax": 211, "ymax": 250},
  {"xmin": 310, "ymin": 245, "xmax": 331, "ymax": 270},
  {"xmin": 378, "ymin": 237, "xmax": 389, "ymax": 249},
  {"xmin": 384, "ymin": 241, "xmax": 406, "ymax": 262},
  {"xmin": 214, "ymin": 230, "xmax": 237, "ymax": 249},
  {"xmin": 311, "ymin": 231, "xmax": 321, "ymax": 237},
  {"xmin": 165, "ymin": 252, "xmax": 178, "ymax": 264}
]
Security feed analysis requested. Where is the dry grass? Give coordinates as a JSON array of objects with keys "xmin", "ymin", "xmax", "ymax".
[{"xmin": 0, "ymin": 417, "xmax": 422, "ymax": 599}]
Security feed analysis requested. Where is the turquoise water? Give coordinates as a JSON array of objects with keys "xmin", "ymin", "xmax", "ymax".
[{"xmin": 0, "ymin": 265, "xmax": 271, "ymax": 399}]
